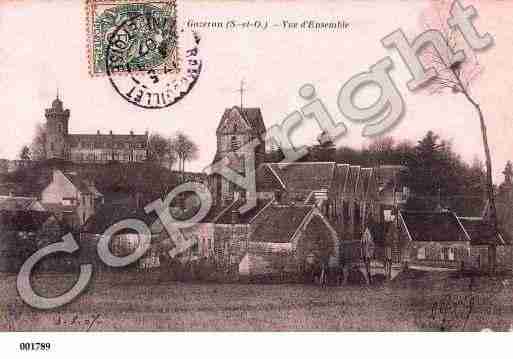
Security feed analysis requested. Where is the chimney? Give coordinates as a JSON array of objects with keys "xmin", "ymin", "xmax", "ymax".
[
  {"xmin": 109, "ymin": 130, "xmax": 113, "ymax": 135},
  {"xmin": 130, "ymin": 130, "xmax": 134, "ymax": 136},
  {"xmin": 231, "ymin": 210, "xmax": 240, "ymax": 224},
  {"xmin": 97, "ymin": 130, "xmax": 100, "ymax": 135}
]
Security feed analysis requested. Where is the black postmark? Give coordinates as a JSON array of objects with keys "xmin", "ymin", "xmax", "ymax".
[{"xmin": 105, "ymin": 13, "xmax": 202, "ymax": 109}]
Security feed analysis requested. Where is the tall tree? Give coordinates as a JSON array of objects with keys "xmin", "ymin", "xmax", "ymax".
[
  {"xmin": 169, "ymin": 132, "xmax": 198, "ymax": 181},
  {"xmin": 408, "ymin": 131, "xmax": 444, "ymax": 196},
  {"xmin": 29, "ymin": 123, "xmax": 47, "ymax": 161},
  {"xmin": 419, "ymin": 0, "xmax": 498, "ymax": 231},
  {"xmin": 19, "ymin": 145, "xmax": 31, "ymax": 161},
  {"xmin": 147, "ymin": 133, "xmax": 176, "ymax": 169}
]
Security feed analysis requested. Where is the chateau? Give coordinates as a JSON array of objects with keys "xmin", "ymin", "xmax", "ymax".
[{"xmin": 45, "ymin": 95, "xmax": 148, "ymax": 163}]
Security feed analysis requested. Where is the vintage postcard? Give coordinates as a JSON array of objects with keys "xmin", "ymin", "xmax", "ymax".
[{"xmin": 1, "ymin": 0, "xmax": 513, "ymax": 355}]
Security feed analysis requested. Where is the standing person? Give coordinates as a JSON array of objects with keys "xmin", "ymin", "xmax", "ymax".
[
  {"xmin": 383, "ymin": 222, "xmax": 396, "ymax": 280},
  {"xmin": 361, "ymin": 223, "xmax": 375, "ymax": 284}
]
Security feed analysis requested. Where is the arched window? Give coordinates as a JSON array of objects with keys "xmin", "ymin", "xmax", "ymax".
[{"xmin": 58, "ymin": 123, "xmax": 63, "ymax": 133}]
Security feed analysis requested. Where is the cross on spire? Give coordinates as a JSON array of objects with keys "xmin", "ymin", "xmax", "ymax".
[
  {"xmin": 236, "ymin": 80, "xmax": 246, "ymax": 110},
  {"xmin": 56, "ymin": 87, "xmax": 59, "ymax": 100}
]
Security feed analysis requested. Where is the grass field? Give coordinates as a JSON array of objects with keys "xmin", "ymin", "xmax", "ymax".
[{"xmin": 1, "ymin": 270, "xmax": 513, "ymax": 331}]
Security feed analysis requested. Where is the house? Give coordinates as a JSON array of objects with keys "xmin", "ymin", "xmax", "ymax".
[
  {"xmin": 81, "ymin": 204, "xmax": 215, "ymax": 270},
  {"xmin": 396, "ymin": 210, "xmax": 472, "ymax": 269},
  {"xmin": 41, "ymin": 169, "xmax": 103, "ymax": 228},
  {"xmin": 210, "ymin": 201, "xmax": 339, "ymax": 278},
  {"xmin": 458, "ymin": 216, "xmax": 511, "ymax": 272},
  {"xmin": 380, "ymin": 210, "xmax": 510, "ymax": 273},
  {"xmin": 0, "ymin": 210, "xmax": 62, "ymax": 272}
]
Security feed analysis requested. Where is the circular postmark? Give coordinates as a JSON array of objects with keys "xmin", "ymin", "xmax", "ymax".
[{"xmin": 105, "ymin": 11, "xmax": 202, "ymax": 109}]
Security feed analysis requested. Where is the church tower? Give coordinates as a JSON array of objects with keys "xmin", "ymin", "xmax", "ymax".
[
  {"xmin": 45, "ymin": 94, "xmax": 70, "ymax": 159},
  {"xmin": 210, "ymin": 106, "xmax": 266, "ymax": 206}
]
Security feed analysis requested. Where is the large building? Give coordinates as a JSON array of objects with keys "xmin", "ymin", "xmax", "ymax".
[{"xmin": 45, "ymin": 95, "xmax": 148, "ymax": 163}]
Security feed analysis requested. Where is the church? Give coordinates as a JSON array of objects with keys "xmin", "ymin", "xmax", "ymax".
[
  {"xmin": 44, "ymin": 95, "xmax": 148, "ymax": 163},
  {"xmin": 193, "ymin": 104, "xmax": 407, "ymax": 279}
]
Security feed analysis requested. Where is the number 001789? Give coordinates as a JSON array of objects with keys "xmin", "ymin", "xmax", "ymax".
[{"xmin": 19, "ymin": 342, "xmax": 51, "ymax": 351}]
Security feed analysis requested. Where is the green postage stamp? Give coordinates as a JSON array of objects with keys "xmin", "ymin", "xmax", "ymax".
[{"xmin": 87, "ymin": 0, "xmax": 180, "ymax": 76}]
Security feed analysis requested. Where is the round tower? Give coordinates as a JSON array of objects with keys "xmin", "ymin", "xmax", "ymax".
[{"xmin": 45, "ymin": 95, "xmax": 70, "ymax": 159}]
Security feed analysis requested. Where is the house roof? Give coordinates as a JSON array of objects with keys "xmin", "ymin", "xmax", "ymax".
[
  {"xmin": 250, "ymin": 204, "xmax": 312, "ymax": 243},
  {"xmin": 399, "ymin": 211, "xmax": 470, "ymax": 242},
  {"xmin": 0, "ymin": 210, "xmax": 55, "ymax": 232},
  {"xmin": 458, "ymin": 217, "xmax": 509, "ymax": 245},
  {"xmin": 62, "ymin": 171, "xmax": 101, "ymax": 195},
  {"xmin": 255, "ymin": 164, "xmax": 286, "ymax": 192}
]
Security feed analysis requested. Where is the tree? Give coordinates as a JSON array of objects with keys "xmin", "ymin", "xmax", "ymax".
[
  {"xmin": 306, "ymin": 131, "xmax": 336, "ymax": 162},
  {"xmin": 19, "ymin": 145, "xmax": 31, "ymax": 161},
  {"xmin": 30, "ymin": 123, "xmax": 47, "ymax": 161},
  {"xmin": 407, "ymin": 131, "xmax": 445, "ymax": 196},
  {"xmin": 147, "ymin": 133, "xmax": 176, "ymax": 169},
  {"xmin": 366, "ymin": 136, "xmax": 396, "ymax": 166},
  {"xmin": 419, "ymin": 0, "xmax": 498, "ymax": 232},
  {"xmin": 169, "ymin": 132, "xmax": 198, "ymax": 181}
]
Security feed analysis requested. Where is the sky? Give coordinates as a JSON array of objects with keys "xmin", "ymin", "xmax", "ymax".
[{"xmin": 0, "ymin": 0, "xmax": 512, "ymax": 183}]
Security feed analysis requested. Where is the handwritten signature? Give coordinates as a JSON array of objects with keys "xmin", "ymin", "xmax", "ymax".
[{"xmin": 53, "ymin": 314, "xmax": 102, "ymax": 331}]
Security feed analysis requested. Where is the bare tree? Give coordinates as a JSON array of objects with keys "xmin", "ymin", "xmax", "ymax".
[
  {"xmin": 30, "ymin": 123, "xmax": 47, "ymax": 161},
  {"xmin": 169, "ymin": 132, "xmax": 198, "ymax": 181},
  {"xmin": 365, "ymin": 136, "xmax": 396, "ymax": 167},
  {"xmin": 147, "ymin": 133, "xmax": 176, "ymax": 169},
  {"xmin": 367, "ymin": 136, "xmax": 395, "ymax": 154},
  {"xmin": 419, "ymin": 0, "xmax": 498, "ymax": 232}
]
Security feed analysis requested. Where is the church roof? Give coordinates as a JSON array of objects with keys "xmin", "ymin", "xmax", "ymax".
[
  {"xmin": 258, "ymin": 162, "xmax": 337, "ymax": 192},
  {"xmin": 357, "ymin": 167, "xmax": 373, "ymax": 199},
  {"xmin": 333, "ymin": 163, "xmax": 350, "ymax": 196},
  {"xmin": 216, "ymin": 107, "xmax": 266, "ymax": 135},
  {"xmin": 344, "ymin": 165, "xmax": 360, "ymax": 195}
]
